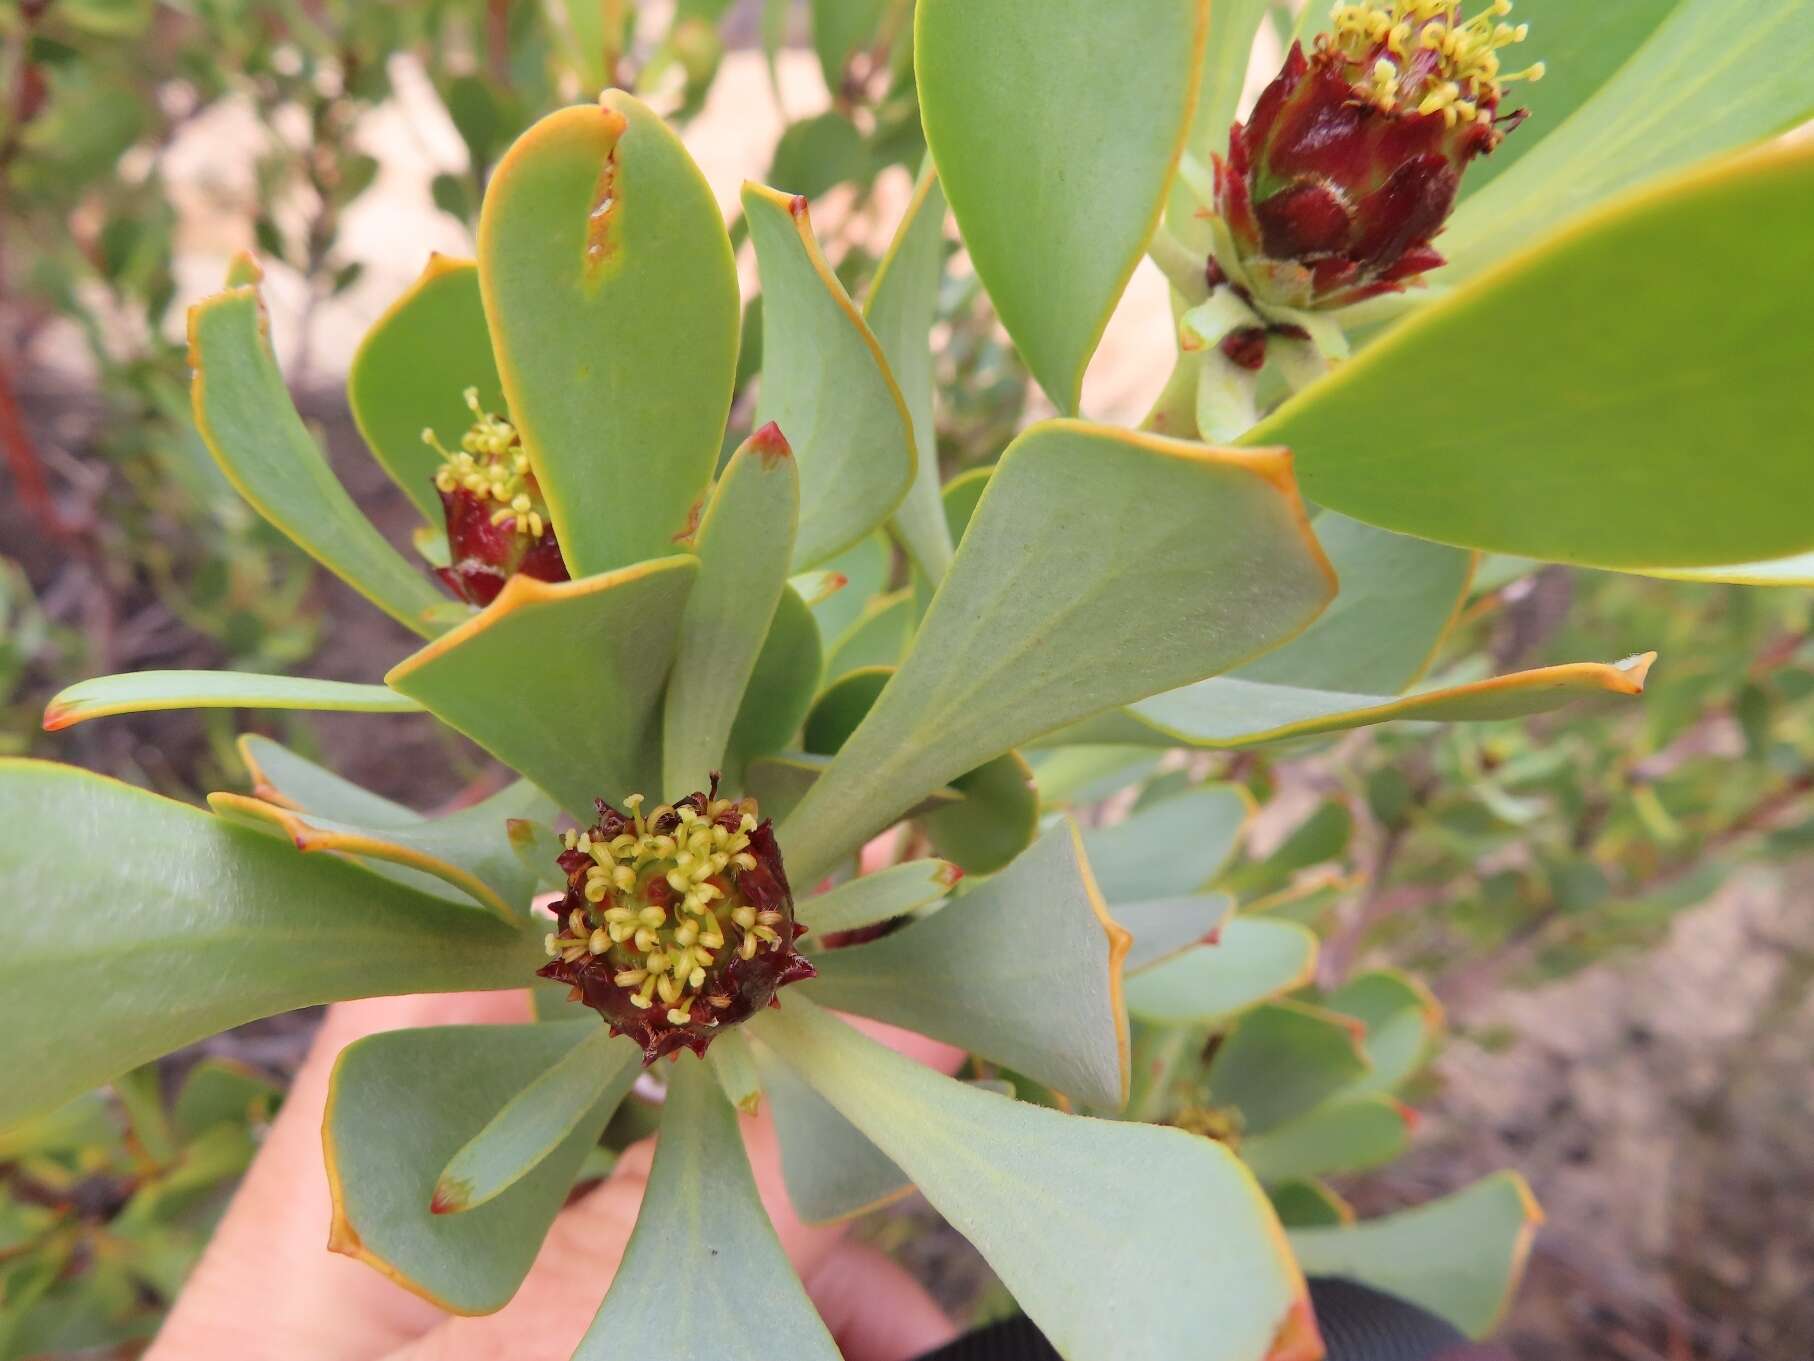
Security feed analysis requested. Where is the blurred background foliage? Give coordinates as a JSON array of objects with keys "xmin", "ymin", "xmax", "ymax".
[{"xmin": 1, "ymin": 1, "xmax": 1809, "ymax": 1357}]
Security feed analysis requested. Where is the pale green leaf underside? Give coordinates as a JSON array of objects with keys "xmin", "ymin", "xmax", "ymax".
[
  {"xmin": 1125, "ymin": 917, "xmax": 1317, "ymax": 1028},
  {"xmin": 754, "ymin": 1040, "xmax": 910, "ymax": 1225},
  {"xmin": 386, "ymin": 558, "xmax": 698, "ymax": 816},
  {"xmin": 1634, "ymin": 551, "xmax": 1814, "ymax": 587},
  {"xmin": 42, "ymin": 670, "xmax": 420, "ymax": 731},
  {"xmin": 479, "ymin": 94, "xmax": 739, "ymax": 576},
  {"xmin": 778, "ymin": 421, "xmax": 1334, "ymax": 884},
  {"xmin": 0, "ymin": 761, "xmax": 538, "ymax": 1127},
  {"xmin": 576, "ymin": 1060, "xmax": 841, "ymax": 1360},
  {"xmin": 1241, "ymin": 1094, "xmax": 1412, "ymax": 1184},
  {"xmin": 757, "ymin": 999, "xmax": 1311, "ymax": 1361},
  {"xmin": 797, "ymin": 859, "xmax": 959, "ymax": 935},
  {"xmin": 917, "ymin": 0, "xmax": 1209, "ymax": 413},
  {"xmin": 1288, "ymin": 1173, "xmax": 1543, "ymax": 1339},
  {"xmin": 804, "ymin": 821, "xmax": 1128, "ymax": 1109},
  {"xmin": 745, "ymin": 183, "xmax": 917, "ymax": 572},
  {"xmin": 1081, "ymin": 785, "xmax": 1251, "ymax": 902},
  {"xmin": 1206, "ymin": 1001, "xmax": 1370, "ymax": 1134},
  {"xmin": 1117, "ymin": 893, "xmax": 1234, "ymax": 976},
  {"xmin": 239, "ymin": 734, "xmax": 421, "ymax": 825},
  {"xmin": 188, "ymin": 286, "xmax": 454, "ymax": 637}
]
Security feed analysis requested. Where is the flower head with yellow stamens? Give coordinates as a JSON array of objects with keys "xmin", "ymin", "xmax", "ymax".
[
  {"xmin": 537, "ymin": 776, "xmax": 816, "ymax": 1063},
  {"xmin": 1211, "ymin": 0, "xmax": 1542, "ymax": 313},
  {"xmin": 423, "ymin": 387, "xmax": 569, "ymax": 606}
]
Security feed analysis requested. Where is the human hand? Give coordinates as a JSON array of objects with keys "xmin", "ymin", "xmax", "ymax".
[{"xmin": 147, "ymin": 990, "xmax": 959, "ymax": 1361}]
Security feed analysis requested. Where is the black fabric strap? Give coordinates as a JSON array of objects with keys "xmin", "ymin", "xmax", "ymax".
[{"xmin": 911, "ymin": 1277, "xmax": 1506, "ymax": 1361}]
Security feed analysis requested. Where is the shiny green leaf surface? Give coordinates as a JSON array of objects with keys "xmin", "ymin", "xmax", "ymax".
[
  {"xmin": 1081, "ymin": 785, "xmax": 1251, "ymax": 902},
  {"xmin": 1240, "ymin": 1095, "xmax": 1414, "ymax": 1184},
  {"xmin": 758, "ymin": 999, "xmax": 1313, "ymax": 1361},
  {"xmin": 1206, "ymin": 1001, "xmax": 1369, "ymax": 1134},
  {"xmin": 1259, "ymin": 143, "xmax": 1814, "ymax": 567},
  {"xmin": 433, "ymin": 1025, "xmax": 638, "ymax": 1215},
  {"xmin": 804, "ymin": 821, "xmax": 1129, "ymax": 1108},
  {"xmin": 387, "ymin": 558, "xmax": 698, "ymax": 815},
  {"xmin": 1288, "ymin": 1173, "xmax": 1543, "ymax": 1339},
  {"xmin": 661, "ymin": 432, "xmax": 800, "ymax": 796},
  {"xmin": 744, "ymin": 183, "xmax": 917, "ymax": 570},
  {"xmin": 189, "ymin": 285, "xmax": 454, "ymax": 637},
  {"xmin": 1125, "ymin": 917, "xmax": 1317, "ymax": 1027},
  {"xmin": 576, "ymin": 1060, "xmax": 841, "ymax": 1360},
  {"xmin": 347, "ymin": 255, "xmax": 502, "ymax": 521},
  {"xmin": 917, "ymin": 0, "xmax": 1209, "ymax": 412},
  {"xmin": 0, "ymin": 762, "xmax": 539, "ymax": 1126},
  {"xmin": 797, "ymin": 859, "xmax": 960, "ymax": 935},
  {"xmin": 325, "ymin": 1021, "xmax": 617, "ymax": 1315},
  {"xmin": 42, "ymin": 670, "xmax": 420, "ymax": 731},
  {"xmin": 478, "ymin": 95, "xmax": 739, "ymax": 575},
  {"xmin": 1117, "ymin": 893, "xmax": 1234, "ymax": 976},
  {"xmin": 778, "ymin": 422, "xmax": 1334, "ymax": 883}
]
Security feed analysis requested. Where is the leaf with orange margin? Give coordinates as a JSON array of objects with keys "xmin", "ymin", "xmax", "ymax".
[{"xmin": 42, "ymin": 671, "xmax": 420, "ymax": 732}]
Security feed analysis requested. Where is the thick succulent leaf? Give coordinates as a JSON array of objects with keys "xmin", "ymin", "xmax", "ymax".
[
  {"xmin": 42, "ymin": 670, "xmax": 420, "ymax": 731},
  {"xmin": 1256, "ymin": 142, "xmax": 1814, "ymax": 568},
  {"xmin": 1288, "ymin": 1173, "xmax": 1544, "ymax": 1339},
  {"xmin": 823, "ymin": 590, "xmax": 914, "ymax": 685},
  {"xmin": 1269, "ymin": 1178, "xmax": 1354, "ymax": 1230},
  {"xmin": 705, "ymin": 1030, "xmax": 762, "ymax": 1116},
  {"xmin": 1638, "ymin": 552, "xmax": 1814, "ymax": 587},
  {"xmin": 1240, "ymin": 1095, "xmax": 1414, "ymax": 1184},
  {"xmin": 1206, "ymin": 1001, "xmax": 1369, "ymax": 1134},
  {"xmin": 777, "ymin": 421, "xmax": 1334, "ymax": 883},
  {"xmin": 1050, "ymin": 655, "xmax": 1655, "ymax": 749},
  {"xmin": 1125, "ymin": 917, "xmax": 1317, "ymax": 1027},
  {"xmin": 575, "ymin": 1059, "xmax": 842, "ymax": 1361},
  {"xmin": 1118, "ymin": 893, "xmax": 1235, "ymax": 975},
  {"xmin": 1323, "ymin": 970, "xmax": 1443, "ymax": 1098},
  {"xmin": 754, "ymin": 1039, "xmax": 910, "ymax": 1224},
  {"xmin": 914, "ymin": 750, "xmax": 1039, "ymax": 877},
  {"xmin": 188, "ymin": 283, "xmax": 454, "ymax": 638},
  {"xmin": 347, "ymin": 255, "xmax": 501, "ymax": 521},
  {"xmin": 796, "ymin": 858, "xmax": 961, "ymax": 936},
  {"xmin": 866, "ymin": 161, "xmax": 956, "ymax": 581},
  {"xmin": 478, "ymin": 94, "xmax": 739, "ymax": 575},
  {"xmin": 758, "ymin": 998, "xmax": 1316, "ymax": 1361},
  {"xmin": 1032, "ymin": 746, "xmax": 1165, "ymax": 808},
  {"xmin": 744, "ymin": 183, "xmax": 917, "ymax": 570},
  {"xmin": 238, "ymin": 734, "xmax": 419, "ymax": 825},
  {"xmin": 207, "ymin": 779, "xmax": 555, "ymax": 923},
  {"xmin": 724, "ymin": 586, "xmax": 822, "ymax": 786},
  {"xmin": 325, "ymin": 1021, "xmax": 620, "ymax": 1314},
  {"xmin": 1081, "ymin": 784, "xmax": 1252, "ymax": 902},
  {"xmin": 916, "ymin": 0, "xmax": 1210, "ymax": 412},
  {"xmin": 807, "ymin": 532, "xmax": 889, "ymax": 646},
  {"xmin": 0, "ymin": 762, "xmax": 539, "ymax": 1127},
  {"xmin": 805, "ymin": 821, "xmax": 1130, "ymax": 1107},
  {"xmin": 1443, "ymin": 0, "xmax": 1814, "ymax": 281},
  {"xmin": 661, "ymin": 431, "xmax": 800, "ymax": 796},
  {"xmin": 386, "ymin": 558, "xmax": 698, "ymax": 815},
  {"xmin": 802, "ymin": 667, "xmax": 893, "ymax": 756},
  {"xmin": 433, "ymin": 1025, "xmax": 639, "ymax": 1215},
  {"xmin": 744, "ymin": 752, "xmax": 961, "ymax": 829}
]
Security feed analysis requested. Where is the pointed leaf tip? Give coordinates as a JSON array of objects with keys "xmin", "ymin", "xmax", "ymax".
[{"xmin": 750, "ymin": 420, "xmax": 793, "ymax": 462}]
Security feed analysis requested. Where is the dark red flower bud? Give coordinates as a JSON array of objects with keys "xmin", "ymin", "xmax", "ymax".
[
  {"xmin": 1215, "ymin": 1, "xmax": 1542, "ymax": 311},
  {"xmin": 424, "ymin": 388, "xmax": 569, "ymax": 606},
  {"xmin": 537, "ymin": 777, "xmax": 816, "ymax": 1064}
]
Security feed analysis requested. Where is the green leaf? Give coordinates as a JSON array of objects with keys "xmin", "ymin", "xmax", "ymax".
[
  {"xmin": 768, "ymin": 111, "xmax": 874, "ymax": 200},
  {"xmin": 807, "ymin": 0, "xmax": 889, "ymax": 93},
  {"xmin": 822, "ymin": 589, "xmax": 914, "ymax": 684},
  {"xmin": 917, "ymin": 0, "xmax": 1210, "ymax": 412},
  {"xmin": 188, "ymin": 282, "xmax": 455, "ymax": 637},
  {"xmin": 1240, "ymin": 1095, "xmax": 1414, "ymax": 1184},
  {"xmin": 797, "ymin": 858, "xmax": 961, "ymax": 935},
  {"xmin": 802, "ymin": 667, "xmax": 892, "ymax": 756},
  {"xmin": 1323, "ymin": 970, "xmax": 1443, "ymax": 1097},
  {"xmin": 1180, "ymin": 0, "xmax": 1272, "ymax": 219},
  {"xmin": 478, "ymin": 95, "xmax": 739, "ymax": 575},
  {"xmin": 325, "ymin": 1021, "xmax": 620, "ymax": 1314},
  {"xmin": 1257, "ymin": 142, "xmax": 1814, "ymax": 568},
  {"xmin": 576, "ymin": 1059, "xmax": 842, "ymax": 1360},
  {"xmin": 803, "ymin": 821, "xmax": 1130, "ymax": 1108},
  {"xmin": 1124, "ymin": 917, "xmax": 1317, "ymax": 1028},
  {"xmin": 386, "ymin": 558, "xmax": 698, "ymax": 815},
  {"xmin": 744, "ymin": 183, "xmax": 917, "ymax": 570},
  {"xmin": 754, "ymin": 1039, "xmax": 910, "ymax": 1224},
  {"xmin": 236, "ymin": 734, "xmax": 418, "ymax": 825},
  {"xmin": 0, "ymin": 762, "xmax": 539, "ymax": 1127},
  {"xmin": 208, "ymin": 779, "xmax": 555, "ymax": 923},
  {"xmin": 1050, "ymin": 654, "xmax": 1655, "ymax": 749},
  {"xmin": 865, "ymin": 161, "xmax": 956, "ymax": 581},
  {"xmin": 1081, "ymin": 784, "xmax": 1251, "ymax": 901},
  {"xmin": 1031, "ymin": 746, "xmax": 1164, "ymax": 808},
  {"xmin": 777, "ymin": 421, "xmax": 1334, "ymax": 883},
  {"xmin": 347, "ymin": 255, "xmax": 502, "ymax": 521},
  {"xmin": 806, "ymin": 532, "xmax": 890, "ymax": 645},
  {"xmin": 171, "ymin": 1059, "xmax": 281, "ymax": 1140},
  {"xmin": 1442, "ymin": 0, "xmax": 1814, "ymax": 282},
  {"xmin": 1638, "ymin": 551, "xmax": 1814, "ymax": 587},
  {"xmin": 662, "ymin": 430, "xmax": 800, "ymax": 795},
  {"xmin": 724, "ymin": 585, "xmax": 823, "ymax": 786},
  {"xmin": 705, "ymin": 1030, "xmax": 762, "ymax": 1116},
  {"xmin": 1269, "ymin": 1178, "xmax": 1354, "ymax": 1230},
  {"xmin": 1288, "ymin": 1173, "xmax": 1543, "ymax": 1339},
  {"xmin": 914, "ymin": 750, "xmax": 1038, "ymax": 877},
  {"xmin": 745, "ymin": 752, "xmax": 962, "ymax": 828},
  {"xmin": 433, "ymin": 1025, "xmax": 638, "ymax": 1214},
  {"xmin": 758, "ymin": 998, "xmax": 1315, "ymax": 1361},
  {"xmin": 1205, "ymin": 1001, "xmax": 1369, "ymax": 1134},
  {"xmin": 1117, "ymin": 892, "xmax": 1234, "ymax": 975},
  {"xmin": 42, "ymin": 670, "xmax": 421, "ymax": 731}
]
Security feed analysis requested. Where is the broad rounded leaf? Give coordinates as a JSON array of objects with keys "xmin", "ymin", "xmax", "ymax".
[
  {"xmin": 1082, "ymin": 784, "xmax": 1252, "ymax": 902},
  {"xmin": 1241, "ymin": 1095, "xmax": 1415, "ymax": 1184},
  {"xmin": 1206, "ymin": 1001, "xmax": 1369, "ymax": 1134},
  {"xmin": 1125, "ymin": 917, "xmax": 1318, "ymax": 1028},
  {"xmin": 1118, "ymin": 893, "xmax": 1234, "ymax": 976},
  {"xmin": 914, "ymin": 750, "xmax": 1038, "ymax": 877}
]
